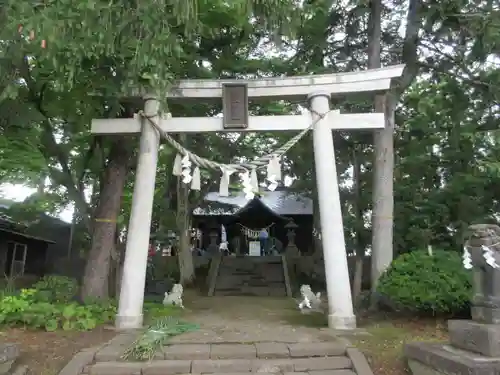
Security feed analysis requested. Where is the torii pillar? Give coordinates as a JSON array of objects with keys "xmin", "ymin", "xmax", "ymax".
[
  {"xmin": 116, "ymin": 98, "xmax": 161, "ymax": 329},
  {"xmin": 91, "ymin": 65, "xmax": 405, "ymax": 330},
  {"xmin": 309, "ymin": 91, "xmax": 355, "ymax": 329}
]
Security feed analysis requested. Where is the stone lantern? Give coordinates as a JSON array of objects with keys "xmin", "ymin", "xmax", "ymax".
[
  {"xmin": 284, "ymin": 220, "xmax": 300, "ymax": 257},
  {"xmin": 206, "ymin": 228, "xmax": 220, "ymax": 255}
]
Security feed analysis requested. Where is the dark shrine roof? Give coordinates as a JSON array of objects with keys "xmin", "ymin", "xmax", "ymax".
[{"xmin": 192, "ymin": 190, "xmax": 313, "ymax": 216}]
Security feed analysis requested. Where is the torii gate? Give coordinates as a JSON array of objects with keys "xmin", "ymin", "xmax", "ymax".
[{"xmin": 91, "ymin": 65, "xmax": 404, "ymax": 330}]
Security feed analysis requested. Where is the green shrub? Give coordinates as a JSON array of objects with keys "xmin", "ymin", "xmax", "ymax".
[
  {"xmin": 376, "ymin": 249, "xmax": 472, "ymax": 315},
  {"xmin": 0, "ymin": 288, "xmax": 116, "ymax": 331},
  {"xmin": 32, "ymin": 275, "xmax": 79, "ymax": 303}
]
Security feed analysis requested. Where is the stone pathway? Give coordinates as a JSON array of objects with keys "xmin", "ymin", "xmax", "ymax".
[
  {"xmin": 59, "ymin": 296, "xmax": 375, "ymax": 375},
  {"xmin": 173, "ymin": 295, "xmax": 337, "ymax": 343}
]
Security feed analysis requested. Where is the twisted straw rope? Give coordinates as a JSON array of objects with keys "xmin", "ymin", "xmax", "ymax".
[{"xmin": 139, "ymin": 108, "xmax": 330, "ymax": 173}]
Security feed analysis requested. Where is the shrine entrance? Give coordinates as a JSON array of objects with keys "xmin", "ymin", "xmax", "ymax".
[
  {"xmin": 192, "ymin": 191, "xmax": 313, "ymax": 257},
  {"xmin": 91, "ymin": 65, "xmax": 404, "ymax": 330}
]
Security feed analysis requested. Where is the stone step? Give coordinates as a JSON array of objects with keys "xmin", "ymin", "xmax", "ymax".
[
  {"xmin": 194, "ymin": 372, "xmax": 356, "ymax": 375},
  {"xmin": 214, "ymin": 288, "xmax": 287, "ymax": 296},
  {"xmin": 214, "ymin": 258, "xmax": 288, "ymax": 297},
  {"xmin": 221, "ymin": 256, "xmax": 282, "ymax": 264},
  {"xmin": 215, "ymin": 282, "xmax": 286, "ymax": 290},
  {"xmin": 9, "ymin": 365, "xmax": 28, "ymax": 375},
  {"xmin": 0, "ymin": 360, "xmax": 16, "ymax": 375},
  {"xmin": 216, "ymin": 275, "xmax": 278, "ymax": 282},
  {"xmin": 216, "ymin": 272, "xmax": 285, "ymax": 280},
  {"xmin": 88, "ymin": 356, "xmax": 352, "ymax": 375},
  {"xmin": 159, "ymin": 342, "xmax": 347, "ymax": 360},
  {"xmin": 216, "ymin": 280, "xmax": 285, "ymax": 288},
  {"xmin": 217, "ymin": 268, "xmax": 282, "ymax": 274},
  {"xmin": 0, "ymin": 344, "xmax": 20, "ymax": 375},
  {"xmin": 219, "ymin": 263, "xmax": 283, "ymax": 269}
]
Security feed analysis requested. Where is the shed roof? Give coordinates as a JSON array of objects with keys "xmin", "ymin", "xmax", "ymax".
[
  {"xmin": 0, "ymin": 226, "xmax": 56, "ymax": 243},
  {"xmin": 193, "ymin": 190, "xmax": 313, "ymax": 216}
]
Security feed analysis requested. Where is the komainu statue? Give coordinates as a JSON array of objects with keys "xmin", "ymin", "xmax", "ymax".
[{"xmin": 464, "ymin": 224, "xmax": 500, "ymax": 323}]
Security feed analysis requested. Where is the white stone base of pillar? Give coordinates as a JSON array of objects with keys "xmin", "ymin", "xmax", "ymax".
[
  {"xmin": 115, "ymin": 314, "xmax": 144, "ymax": 330},
  {"xmin": 328, "ymin": 314, "xmax": 357, "ymax": 331}
]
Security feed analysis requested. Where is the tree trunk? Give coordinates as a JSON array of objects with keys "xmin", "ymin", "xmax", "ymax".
[
  {"xmin": 110, "ymin": 238, "xmax": 125, "ymax": 299},
  {"xmin": 312, "ymin": 193, "xmax": 323, "ymax": 258},
  {"xmin": 177, "ymin": 175, "xmax": 195, "ymax": 286},
  {"xmin": 81, "ymin": 138, "xmax": 132, "ymax": 300},
  {"xmin": 367, "ymin": 0, "xmax": 394, "ymax": 300},
  {"xmin": 371, "ymin": 95, "xmax": 397, "ymax": 295},
  {"xmin": 67, "ymin": 210, "xmax": 77, "ymax": 259},
  {"xmin": 367, "ymin": 0, "xmax": 420, "ymax": 300},
  {"xmin": 351, "ymin": 146, "xmax": 365, "ymax": 303}
]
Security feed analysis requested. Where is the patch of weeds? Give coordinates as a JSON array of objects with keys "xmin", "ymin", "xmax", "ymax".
[
  {"xmin": 276, "ymin": 300, "xmax": 327, "ymax": 328},
  {"xmin": 122, "ymin": 317, "xmax": 199, "ymax": 361},
  {"xmin": 143, "ymin": 302, "xmax": 183, "ymax": 323},
  {"xmin": 0, "ymin": 288, "xmax": 116, "ymax": 331},
  {"xmin": 352, "ymin": 319, "xmax": 448, "ymax": 375},
  {"xmin": 0, "ymin": 273, "xmax": 18, "ymax": 298},
  {"xmin": 282, "ymin": 310, "xmax": 328, "ymax": 327}
]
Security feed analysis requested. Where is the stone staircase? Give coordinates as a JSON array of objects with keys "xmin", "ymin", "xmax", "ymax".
[
  {"xmin": 85, "ymin": 341, "xmax": 371, "ymax": 375},
  {"xmin": 0, "ymin": 344, "xmax": 27, "ymax": 375},
  {"xmin": 211, "ymin": 256, "xmax": 291, "ymax": 296}
]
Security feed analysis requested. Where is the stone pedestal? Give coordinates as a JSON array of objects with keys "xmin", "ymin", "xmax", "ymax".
[
  {"xmin": 405, "ymin": 224, "xmax": 500, "ymax": 375},
  {"xmin": 406, "ymin": 317, "xmax": 500, "ymax": 375},
  {"xmin": 0, "ymin": 343, "xmax": 19, "ymax": 375}
]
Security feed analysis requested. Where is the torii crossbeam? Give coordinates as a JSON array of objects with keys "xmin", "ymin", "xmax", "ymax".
[{"xmin": 91, "ymin": 64, "xmax": 404, "ymax": 330}]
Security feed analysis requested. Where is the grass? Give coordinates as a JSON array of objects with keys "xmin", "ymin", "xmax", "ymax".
[
  {"xmin": 143, "ymin": 302, "xmax": 184, "ymax": 323},
  {"xmin": 275, "ymin": 304, "xmax": 450, "ymax": 375},
  {"xmin": 352, "ymin": 316, "xmax": 449, "ymax": 375},
  {"xmin": 281, "ymin": 309, "xmax": 328, "ymax": 327},
  {"xmin": 1, "ymin": 297, "xmax": 186, "ymax": 375}
]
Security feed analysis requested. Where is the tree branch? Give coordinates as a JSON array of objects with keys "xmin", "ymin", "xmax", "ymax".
[
  {"xmin": 394, "ymin": 0, "xmax": 421, "ymax": 95},
  {"xmin": 19, "ymin": 54, "xmax": 91, "ymax": 227}
]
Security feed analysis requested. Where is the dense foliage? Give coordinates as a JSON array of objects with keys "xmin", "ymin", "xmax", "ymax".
[
  {"xmin": 376, "ymin": 250, "xmax": 472, "ymax": 315},
  {"xmin": 31, "ymin": 275, "xmax": 79, "ymax": 303},
  {"xmin": 0, "ymin": 275, "xmax": 182, "ymax": 331},
  {"xmin": 0, "ymin": 277, "xmax": 116, "ymax": 331},
  {"xmin": 0, "ymin": 0, "xmax": 498, "ymax": 299}
]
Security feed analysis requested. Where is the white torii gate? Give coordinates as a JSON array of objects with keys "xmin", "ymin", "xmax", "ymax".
[{"xmin": 91, "ymin": 65, "xmax": 404, "ymax": 330}]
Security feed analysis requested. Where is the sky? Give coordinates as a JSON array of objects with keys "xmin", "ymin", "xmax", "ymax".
[
  {"xmin": 0, "ymin": 173, "xmax": 296, "ymax": 224},
  {"xmin": 0, "ymin": 183, "xmax": 74, "ymax": 222}
]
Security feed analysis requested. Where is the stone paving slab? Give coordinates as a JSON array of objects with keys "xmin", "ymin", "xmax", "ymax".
[
  {"xmin": 192, "ymin": 359, "xmax": 253, "ymax": 373},
  {"xmin": 255, "ymin": 343, "xmax": 290, "ymax": 358},
  {"xmin": 94, "ymin": 333, "xmax": 137, "ymax": 362},
  {"xmin": 252, "ymin": 358, "xmax": 295, "ymax": 372},
  {"xmin": 156, "ymin": 342, "xmax": 347, "ymax": 360},
  {"xmin": 87, "ymin": 356, "xmax": 353, "ymax": 375},
  {"xmin": 198, "ymin": 373, "xmax": 355, "ymax": 375},
  {"xmin": 292, "ymin": 357, "xmax": 352, "ymax": 372},
  {"xmin": 210, "ymin": 344, "xmax": 257, "ymax": 359},
  {"xmin": 163, "ymin": 344, "xmax": 211, "ymax": 360},
  {"xmin": 170, "ymin": 300, "xmax": 339, "ymax": 344},
  {"xmin": 288, "ymin": 342, "xmax": 346, "ymax": 357},
  {"xmin": 0, "ymin": 343, "xmax": 19, "ymax": 363},
  {"xmin": 11, "ymin": 364, "xmax": 28, "ymax": 375},
  {"xmin": 143, "ymin": 360, "xmax": 192, "ymax": 375},
  {"xmin": 346, "ymin": 348, "xmax": 374, "ymax": 375},
  {"xmin": 58, "ymin": 348, "xmax": 98, "ymax": 375},
  {"xmin": 89, "ymin": 362, "xmax": 142, "ymax": 375},
  {"xmin": 309, "ymin": 371, "xmax": 356, "ymax": 375}
]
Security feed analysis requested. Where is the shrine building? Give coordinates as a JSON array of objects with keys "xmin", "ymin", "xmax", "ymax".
[{"xmin": 192, "ymin": 190, "xmax": 313, "ymax": 256}]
